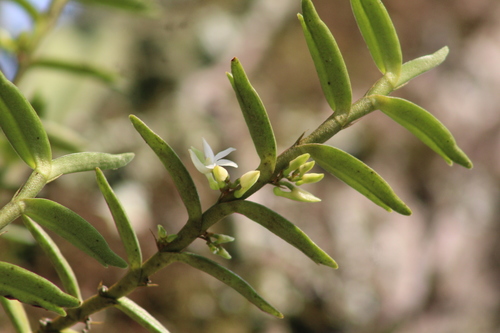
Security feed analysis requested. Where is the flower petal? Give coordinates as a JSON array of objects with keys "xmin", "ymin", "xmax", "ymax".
[
  {"xmin": 202, "ymin": 138, "xmax": 215, "ymax": 162},
  {"xmin": 214, "ymin": 147, "xmax": 236, "ymax": 161},
  {"xmin": 189, "ymin": 149, "xmax": 210, "ymax": 174},
  {"xmin": 217, "ymin": 159, "xmax": 238, "ymax": 168}
]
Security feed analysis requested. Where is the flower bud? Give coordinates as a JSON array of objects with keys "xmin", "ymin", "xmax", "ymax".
[
  {"xmin": 295, "ymin": 173, "xmax": 324, "ymax": 186},
  {"xmin": 273, "ymin": 184, "xmax": 321, "ymax": 202},
  {"xmin": 298, "ymin": 161, "xmax": 315, "ymax": 175},
  {"xmin": 284, "ymin": 153, "xmax": 311, "ymax": 175},
  {"xmin": 213, "ymin": 165, "xmax": 229, "ymax": 188},
  {"xmin": 234, "ymin": 170, "xmax": 260, "ymax": 198}
]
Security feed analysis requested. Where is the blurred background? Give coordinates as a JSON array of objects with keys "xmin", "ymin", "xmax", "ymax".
[{"xmin": 0, "ymin": 0, "xmax": 499, "ymax": 332}]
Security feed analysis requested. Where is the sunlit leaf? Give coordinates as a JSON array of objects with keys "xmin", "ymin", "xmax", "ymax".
[
  {"xmin": 370, "ymin": 95, "xmax": 473, "ymax": 168},
  {"xmin": 202, "ymin": 201, "xmax": 338, "ymax": 268},
  {"xmin": 395, "ymin": 46, "xmax": 449, "ymax": 89},
  {"xmin": 22, "ymin": 199, "xmax": 128, "ymax": 268},
  {"xmin": 227, "ymin": 58, "xmax": 277, "ymax": 180},
  {"xmin": 49, "ymin": 152, "xmax": 134, "ymax": 182},
  {"xmin": 299, "ymin": 144, "xmax": 412, "ymax": 215},
  {"xmin": 130, "ymin": 115, "xmax": 202, "ymax": 223},
  {"xmin": 299, "ymin": 0, "xmax": 352, "ymax": 121},
  {"xmin": 0, "ymin": 70, "xmax": 51, "ymax": 172},
  {"xmin": 350, "ymin": 0, "xmax": 402, "ymax": 84}
]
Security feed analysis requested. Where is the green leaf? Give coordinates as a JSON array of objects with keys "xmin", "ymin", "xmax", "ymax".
[
  {"xmin": 22, "ymin": 199, "xmax": 128, "ymax": 268},
  {"xmin": 0, "ymin": 261, "xmax": 80, "ymax": 316},
  {"xmin": 22, "ymin": 216, "xmax": 82, "ymax": 300},
  {"xmin": 0, "ymin": 297, "xmax": 32, "ymax": 333},
  {"xmin": 74, "ymin": 0, "xmax": 158, "ymax": 15},
  {"xmin": 227, "ymin": 58, "xmax": 277, "ymax": 179},
  {"xmin": 28, "ymin": 59, "xmax": 117, "ymax": 85},
  {"xmin": 130, "ymin": 115, "xmax": 202, "ymax": 223},
  {"xmin": 369, "ymin": 95, "xmax": 473, "ymax": 168},
  {"xmin": 299, "ymin": 0, "xmax": 352, "ymax": 121},
  {"xmin": 229, "ymin": 200, "xmax": 337, "ymax": 268},
  {"xmin": 49, "ymin": 152, "xmax": 134, "ymax": 182},
  {"xmin": 115, "ymin": 297, "xmax": 171, "ymax": 333},
  {"xmin": 350, "ymin": 0, "xmax": 402, "ymax": 85},
  {"xmin": 172, "ymin": 252, "xmax": 283, "ymax": 318},
  {"xmin": 0, "ymin": 70, "xmax": 51, "ymax": 172},
  {"xmin": 299, "ymin": 144, "xmax": 412, "ymax": 215},
  {"xmin": 96, "ymin": 168, "xmax": 142, "ymax": 270},
  {"xmin": 395, "ymin": 46, "xmax": 449, "ymax": 90}
]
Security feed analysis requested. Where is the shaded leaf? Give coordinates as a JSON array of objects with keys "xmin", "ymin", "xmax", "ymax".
[
  {"xmin": 0, "ymin": 261, "xmax": 80, "ymax": 316},
  {"xmin": 0, "ymin": 297, "xmax": 32, "ymax": 333},
  {"xmin": 22, "ymin": 199, "xmax": 128, "ymax": 268},
  {"xmin": 173, "ymin": 252, "xmax": 283, "ymax": 318},
  {"xmin": 115, "ymin": 297, "xmax": 171, "ymax": 333},
  {"xmin": 299, "ymin": 144, "xmax": 412, "ymax": 215},
  {"xmin": 350, "ymin": 0, "xmax": 402, "ymax": 84},
  {"xmin": 22, "ymin": 216, "xmax": 82, "ymax": 300},
  {"xmin": 96, "ymin": 168, "xmax": 142, "ymax": 270},
  {"xmin": 299, "ymin": 0, "xmax": 352, "ymax": 121},
  {"xmin": 0, "ymin": 70, "xmax": 51, "ymax": 172},
  {"xmin": 74, "ymin": 0, "xmax": 158, "ymax": 15},
  {"xmin": 49, "ymin": 152, "xmax": 134, "ymax": 182},
  {"xmin": 130, "ymin": 115, "xmax": 202, "ymax": 223},
  {"xmin": 227, "ymin": 58, "xmax": 277, "ymax": 179},
  {"xmin": 29, "ymin": 59, "xmax": 117, "ymax": 85},
  {"xmin": 370, "ymin": 95, "xmax": 473, "ymax": 168}
]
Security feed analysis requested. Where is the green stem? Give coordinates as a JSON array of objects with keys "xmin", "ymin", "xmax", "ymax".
[
  {"xmin": 13, "ymin": 0, "xmax": 70, "ymax": 84},
  {"xmin": 39, "ymin": 252, "xmax": 177, "ymax": 332}
]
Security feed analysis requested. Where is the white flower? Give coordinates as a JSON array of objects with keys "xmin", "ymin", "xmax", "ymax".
[{"xmin": 189, "ymin": 138, "xmax": 238, "ymax": 174}]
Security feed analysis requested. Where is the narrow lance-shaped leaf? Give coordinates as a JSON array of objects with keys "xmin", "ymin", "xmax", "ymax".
[
  {"xmin": 49, "ymin": 152, "xmax": 134, "ymax": 182},
  {"xmin": 22, "ymin": 198, "xmax": 128, "ymax": 268},
  {"xmin": 299, "ymin": 0, "xmax": 352, "ymax": 121},
  {"xmin": 22, "ymin": 216, "xmax": 82, "ymax": 300},
  {"xmin": 350, "ymin": 0, "xmax": 402, "ymax": 85},
  {"xmin": 227, "ymin": 58, "xmax": 277, "ymax": 179},
  {"xmin": 0, "ymin": 70, "xmax": 51, "ymax": 172},
  {"xmin": 28, "ymin": 59, "xmax": 117, "ymax": 85},
  {"xmin": 130, "ymin": 115, "xmax": 202, "ymax": 223},
  {"xmin": 115, "ymin": 297, "xmax": 171, "ymax": 333},
  {"xmin": 172, "ymin": 252, "xmax": 283, "ymax": 318},
  {"xmin": 0, "ymin": 261, "xmax": 80, "ymax": 316},
  {"xmin": 96, "ymin": 168, "xmax": 142, "ymax": 270},
  {"xmin": 0, "ymin": 297, "xmax": 32, "ymax": 333},
  {"xmin": 370, "ymin": 95, "xmax": 473, "ymax": 168},
  {"xmin": 299, "ymin": 144, "xmax": 412, "ymax": 215},
  {"xmin": 201, "ymin": 201, "xmax": 337, "ymax": 268},
  {"xmin": 74, "ymin": 0, "xmax": 157, "ymax": 15},
  {"xmin": 395, "ymin": 46, "xmax": 449, "ymax": 90}
]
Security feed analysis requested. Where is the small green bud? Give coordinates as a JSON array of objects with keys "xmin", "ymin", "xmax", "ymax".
[
  {"xmin": 273, "ymin": 184, "xmax": 321, "ymax": 202},
  {"xmin": 284, "ymin": 153, "xmax": 310, "ymax": 175},
  {"xmin": 295, "ymin": 173, "xmax": 324, "ymax": 186},
  {"xmin": 216, "ymin": 246, "xmax": 232, "ymax": 260},
  {"xmin": 234, "ymin": 170, "xmax": 260, "ymax": 198},
  {"xmin": 166, "ymin": 234, "xmax": 178, "ymax": 242},
  {"xmin": 211, "ymin": 234, "xmax": 235, "ymax": 244},
  {"xmin": 157, "ymin": 225, "xmax": 168, "ymax": 238}
]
